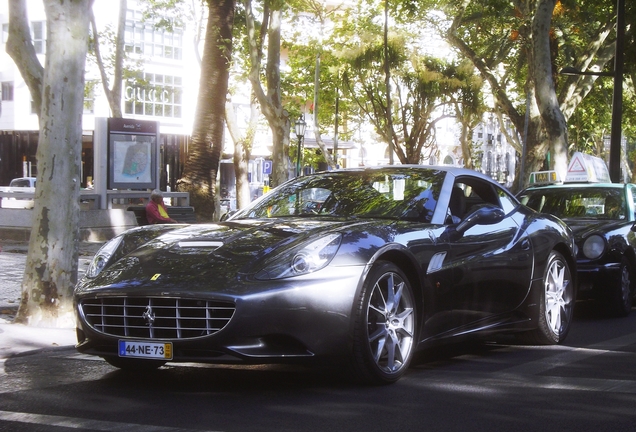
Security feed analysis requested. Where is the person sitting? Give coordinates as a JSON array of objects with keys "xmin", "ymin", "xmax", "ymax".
[{"xmin": 146, "ymin": 189, "xmax": 177, "ymax": 224}]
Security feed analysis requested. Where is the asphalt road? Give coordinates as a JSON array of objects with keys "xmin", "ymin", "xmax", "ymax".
[{"xmin": 1, "ymin": 303, "xmax": 635, "ymax": 432}]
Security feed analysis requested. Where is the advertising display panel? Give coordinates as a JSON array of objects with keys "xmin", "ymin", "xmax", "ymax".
[{"xmin": 107, "ymin": 118, "xmax": 159, "ymax": 190}]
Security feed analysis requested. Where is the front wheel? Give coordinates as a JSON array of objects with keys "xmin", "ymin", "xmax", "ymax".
[
  {"xmin": 350, "ymin": 261, "xmax": 416, "ymax": 385},
  {"xmin": 520, "ymin": 250, "xmax": 574, "ymax": 345}
]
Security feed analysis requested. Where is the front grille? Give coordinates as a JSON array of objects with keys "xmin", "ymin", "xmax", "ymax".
[{"xmin": 80, "ymin": 297, "xmax": 235, "ymax": 339}]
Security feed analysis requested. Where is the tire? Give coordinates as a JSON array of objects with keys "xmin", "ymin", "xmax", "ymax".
[
  {"xmin": 606, "ymin": 258, "xmax": 633, "ymax": 317},
  {"xmin": 520, "ymin": 250, "xmax": 574, "ymax": 345},
  {"xmin": 103, "ymin": 356, "xmax": 166, "ymax": 371},
  {"xmin": 350, "ymin": 261, "xmax": 416, "ymax": 385}
]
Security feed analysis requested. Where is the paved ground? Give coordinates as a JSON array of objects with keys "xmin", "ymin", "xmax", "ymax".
[{"xmin": 0, "ymin": 239, "xmax": 104, "ymax": 360}]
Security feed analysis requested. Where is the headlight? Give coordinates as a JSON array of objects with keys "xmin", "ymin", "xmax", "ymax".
[
  {"xmin": 86, "ymin": 235, "xmax": 124, "ymax": 278},
  {"xmin": 255, "ymin": 234, "xmax": 342, "ymax": 280},
  {"xmin": 582, "ymin": 234, "xmax": 606, "ymax": 260}
]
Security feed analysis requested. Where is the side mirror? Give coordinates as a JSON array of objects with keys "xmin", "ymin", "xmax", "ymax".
[
  {"xmin": 455, "ymin": 204, "xmax": 506, "ymax": 235},
  {"xmin": 220, "ymin": 210, "xmax": 237, "ymax": 222}
]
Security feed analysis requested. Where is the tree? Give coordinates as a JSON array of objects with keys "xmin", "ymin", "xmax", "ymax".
[
  {"xmin": 245, "ymin": 0, "xmax": 291, "ymax": 187},
  {"xmin": 90, "ymin": 0, "xmax": 126, "ymax": 117},
  {"xmin": 451, "ymin": 60, "xmax": 485, "ymax": 169},
  {"xmin": 532, "ymin": 0, "xmax": 568, "ymax": 178},
  {"xmin": 225, "ymin": 97, "xmax": 259, "ymax": 209},
  {"xmin": 225, "ymin": 5, "xmax": 260, "ymax": 210},
  {"xmin": 6, "ymin": 0, "xmax": 91, "ymax": 326},
  {"xmin": 282, "ymin": 2, "xmax": 354, "ymax": 172},
  {"xmin": 431, "ymin": 0, "xmax": 635, "ymax": 189},
  {"xmin": 335, "ymin": 5, "xmax": 479, "ymax": 165},
  {"xmin": 177, "ymin": 0, "xmax": 236, "ymax": 221}
]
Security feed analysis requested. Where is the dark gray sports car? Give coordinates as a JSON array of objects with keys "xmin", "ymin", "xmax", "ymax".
[{"xmin": 74, "ymin": 166, "xmax": 577, "ymax": 384}]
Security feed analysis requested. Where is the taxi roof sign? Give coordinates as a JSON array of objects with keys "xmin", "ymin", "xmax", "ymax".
[
  {"xmin": 564, "ymin": 152, "xmax": 610, "ymax": 183},
  {"xmin": 529, "ymin": 170, "xmax": 561, "ymax": 185}
]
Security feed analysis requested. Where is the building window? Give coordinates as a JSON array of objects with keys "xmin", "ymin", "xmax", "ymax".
[
  {"xmin": 1, "ymin": 82, "xmax": 14, "ymax": 101},
  {"xmin": 2, "ymin": 23, "xmax": 8, "ymax": 45},
  {"xmin": 84, "ymin": 81, "xmax": 97, "ymax": 114},
  {"xmin": 124, "ymin": 10, "xmax": 182, "ymax": 60},
  {"xmin": 31, "ymin": 21, "xmax": 45, "ymax": 54},
  {"xmin": 124, "ymin": 73, "xmax": 182, "ymax": 118}
]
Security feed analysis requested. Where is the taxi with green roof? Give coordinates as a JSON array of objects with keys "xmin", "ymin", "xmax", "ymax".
[{"xmin": 518, "ymin": 152, "xmax": 636, "ymax": 317}]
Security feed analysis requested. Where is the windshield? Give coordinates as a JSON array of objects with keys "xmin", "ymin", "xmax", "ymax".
[
  {"xmin": 519, "ymin": 187, "xmax": 626, "ymax": 220},
  {"xmin": 232, "ymin": 168, "xmax": 444, "ymax": 222}
]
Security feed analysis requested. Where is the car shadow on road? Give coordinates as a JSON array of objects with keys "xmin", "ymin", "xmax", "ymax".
[{"xmin": 101, "ymin": 361, "xmax": 361, "ymax": 391}]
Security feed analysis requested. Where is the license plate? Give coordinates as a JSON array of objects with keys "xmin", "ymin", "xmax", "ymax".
[{"xmin": 119, "ymin": 340, "xmax": 173, "ymax": 360}]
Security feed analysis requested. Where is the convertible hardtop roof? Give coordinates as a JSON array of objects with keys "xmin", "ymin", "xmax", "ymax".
[
  {"xmin": 323, "ymin": 165, "xmax": 500, "ymax": 182},
  {"xmin": 525, "ymin": 182, "xmax": 627, "ymax": 191}
]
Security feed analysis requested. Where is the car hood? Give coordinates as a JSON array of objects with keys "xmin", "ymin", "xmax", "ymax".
[
  {"xmin": 561, "ymin": 218, "xmax": 629, "ymax": 240},
  {"xmin": 76, "ymin": 218, "xmax": 373, "ymax": 296}
]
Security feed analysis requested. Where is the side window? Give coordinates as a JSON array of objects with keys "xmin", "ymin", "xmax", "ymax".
[
  {"xmin": 497, "ymin": 188, "xmax": 518, "ymax": 215},
  {"xmin": 448, "ymin": 178, "xmax": 500, "ymax": 223},
  {"xmin": 630, "ymin": 186, "xmax": 636, "ymax": 219}
]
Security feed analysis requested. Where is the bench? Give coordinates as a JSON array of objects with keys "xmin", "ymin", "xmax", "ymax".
[{"xmin": 127, "ymin": 206, "xmax": 197, "ymax": 225}]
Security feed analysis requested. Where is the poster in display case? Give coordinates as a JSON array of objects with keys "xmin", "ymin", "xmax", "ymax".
[{"xmin": 107, "ymin": 118, "xmax": 159, "ymax": 190}]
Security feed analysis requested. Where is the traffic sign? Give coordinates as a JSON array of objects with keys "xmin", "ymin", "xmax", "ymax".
[{"xmin": 263, "ymin": 160, "xmax": 273, "ymax": 175}]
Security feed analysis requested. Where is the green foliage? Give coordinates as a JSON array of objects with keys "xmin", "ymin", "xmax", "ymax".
[
  {"xmin": 330, "ymin": 3, "xmax": 483, "ymax": 163},
  {"xmin": 138, "ymin": 0, "xmax": 190, "ymax": 31}
]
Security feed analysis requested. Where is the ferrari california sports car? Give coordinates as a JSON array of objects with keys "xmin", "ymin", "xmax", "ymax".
[{"xmin": 74, "ymin": 166, "xmax": 577, "ymax": 384}]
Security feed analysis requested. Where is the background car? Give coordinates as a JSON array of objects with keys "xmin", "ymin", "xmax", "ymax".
[
  {"xmin": 74, "ymin": 166, "xmax": 576, "ymax": 384},
  {"xmin": 519, "ymin": 182, "xmax": 636, "ymax": 316},
  {"xmin": 0, "ymin": 177, "xmax": 36, "ymax": 209},
  {"xmin": 518, "ymin": 153, "xmax": 636, "ymax": 317}
]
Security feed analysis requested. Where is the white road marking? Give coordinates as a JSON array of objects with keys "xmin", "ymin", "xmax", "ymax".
[{"xmin": 0, "ymin": 410, "xmax": 222, "ymax": 432}]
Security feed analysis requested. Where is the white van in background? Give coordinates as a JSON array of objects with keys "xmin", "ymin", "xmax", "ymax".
[{"xmin": 1, "ymin": 177, "xmax": 37, "ymax": 209}]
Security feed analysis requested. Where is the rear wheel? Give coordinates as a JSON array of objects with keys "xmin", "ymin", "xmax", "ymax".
[
  {"xmin": 103, "ymin": 356, "xmax": 166, "ymax": 371},
  {"xmin": 606, "ymin": 258, "xmax": 633, "ymax": 317},
  {"xmin": 350, "ymin": 261, "xmax": 416, "ymax": 385},
  {"xmin": 520, "ymin": 251, "xmax": 574, "ymax": 345}
]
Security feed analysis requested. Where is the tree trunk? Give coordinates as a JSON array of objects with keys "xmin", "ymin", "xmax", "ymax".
[
  {"xmin": 90, "ymin": 0, "xmax": 126, "ymax": 117},
  {"xmin": 225, "ymin": 98, "xmax": 257, "ymax": 209},
  {"xmin": 6, "ymin": 0, "xmax": 44, "ymax": 118},
  {"xmin": 14, "ymin": 0, "xmax": 91, "ymax": 327},
  {"xmin": 312, "ymin": 51, "xmax": 336, "ymax": 169},
  {"xmin": 447, "ymin": 6, "xmax": 549, "ymax": 190},
  {"xmin": 245, "ymin": 0, "xmax": 291, "ymax": 187},
  {"xmin": 178, "ymin": 0, "xmax": 235, "ymax": 221},
  {"xmin": 532, "ymin": 0, "xmax": 568, "ymax": 177},
  {"xmin": 459, "ymin": 122, "xmax": 473, "ymax": 169}
]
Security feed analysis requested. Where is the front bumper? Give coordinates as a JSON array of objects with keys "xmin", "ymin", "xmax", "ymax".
[
  {"xmin": 575, "ymin": 261, "xmax": 621, "ymax": 300},
  {"xmin": 75, "ymin": 265, "xmax": 366, "ymax": 365}
]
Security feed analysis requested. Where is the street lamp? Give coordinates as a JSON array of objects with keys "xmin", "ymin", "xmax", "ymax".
[
  {"xmin": 294, "ymin": 115, "xmax": 307, "ymax": 177},
  {"xmin": 559, "ymin": 0, "xmax": 625, "ymax": 182}
]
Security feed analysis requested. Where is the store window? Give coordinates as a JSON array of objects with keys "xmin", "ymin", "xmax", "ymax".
[
  {"xmin": 1, "ymin": 82, "xmax": 14, "ymax": 101},
  {"xmin": 124, "ymin": 10, "xmax": 182, "ymax": 60},
  {"xmin": 2, "ymin": 24, "xmax": 8, "ymax": 45},
  {"xmin": 124, "ymin": 73, "xmax": 182, "ymax": 118},
  {"xmin": 84, "ymin": 81, "xmax": 97, "ymax": 114},
  {"xmin": 31, "ymin": 21, "xmax": 45, "ymax": 54}
]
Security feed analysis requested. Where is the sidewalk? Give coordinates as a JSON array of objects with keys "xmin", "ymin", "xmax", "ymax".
[{"xmin": 0, "ymin": 240, "xmax": 103, "ymax": 360}]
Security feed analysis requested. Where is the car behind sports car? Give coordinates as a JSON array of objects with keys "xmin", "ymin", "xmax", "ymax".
[
  {"xmin": 519, "ymin": 181, "xmax": 636, "ymax": 317},
  {"xmin": 74, "ymin": 166, "xmax": 577, "ymax": 384}
]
